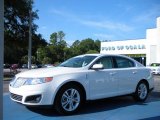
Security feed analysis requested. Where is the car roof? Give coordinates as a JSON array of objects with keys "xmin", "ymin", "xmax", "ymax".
[
  {"xmin": 77, "ymin": 54, "xmax": 130, "ymax": 58},
  {"xmin": 78, "ymin": 54, "xmax": 137, "ymax": 62}
]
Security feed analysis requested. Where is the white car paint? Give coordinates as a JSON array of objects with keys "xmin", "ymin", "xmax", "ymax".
[
  {"xmin": 9, "ymin": 54, "xmax": 154, "ymax": 107},
  {"xmin": 147, "ymin": 63, "xmax": 160, "ymax": 75}
]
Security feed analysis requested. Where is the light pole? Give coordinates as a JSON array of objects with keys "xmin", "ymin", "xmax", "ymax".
[
  {"xmin": 142, "ymin": 57, "xmax": 144, "ymax": 65},
  {"xmin": 36, "ymin": 51, "xmax": 39, "ymax": 62},
  {"xmin": 28, "ymin": 0, "xmax": 32, "ymax": 69},
  {"xmin": 0, "ymin": 0, "xmax": 4, "ymax": 119}
]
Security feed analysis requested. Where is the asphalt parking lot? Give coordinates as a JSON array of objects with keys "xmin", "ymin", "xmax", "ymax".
[{"xmin": 3, "ymin": 75, "xmax": 160, "ymax": 120}]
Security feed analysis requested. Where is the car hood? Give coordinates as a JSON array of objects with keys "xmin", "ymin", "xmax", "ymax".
[{"xmin": 15, "ymin": 67, "xmax": 83, "ymax": 78}]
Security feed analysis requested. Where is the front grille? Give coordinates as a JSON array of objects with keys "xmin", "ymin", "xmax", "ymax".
[{"xmin": 10, "ymin": 93, "xmax": 23, "ymax": 102}]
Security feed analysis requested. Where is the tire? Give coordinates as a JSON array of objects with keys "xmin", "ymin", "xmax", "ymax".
[
  {"xmin": 54, "ymin": 84, "xmax": 84, "ymax": 115},
  {"xmin": 133, "ymin": 81, "xmax": 149, "ymax": 102}
]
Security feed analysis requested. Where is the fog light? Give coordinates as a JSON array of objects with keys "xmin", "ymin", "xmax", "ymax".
[{"xmin": 25, "ymin": 95, "xmax": 41, "ymax": 103}]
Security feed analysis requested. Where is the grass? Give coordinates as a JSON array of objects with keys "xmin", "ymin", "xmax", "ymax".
[
  {"xmin": 3, "ymin": 74, "xmax": 14, "ymax": 81},
  {"xmin": 3, "ymin": 77, "xmax": 12, "ymax": 81},
  {"xmin": 3, "ymin": 77, "xmax": 13, "ymax": 81}
]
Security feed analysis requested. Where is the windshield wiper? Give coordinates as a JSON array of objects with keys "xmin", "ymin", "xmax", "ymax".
[{"xmin": 59, "ymin": 65, "xmax": 69, "ymax": 67}]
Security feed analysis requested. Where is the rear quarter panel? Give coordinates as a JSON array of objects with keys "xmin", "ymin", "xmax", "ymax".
[{"xmin": 134, "ymin": 67, "xmax": 154, "ymax": 90}]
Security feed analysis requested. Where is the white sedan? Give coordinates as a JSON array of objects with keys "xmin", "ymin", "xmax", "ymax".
[
  {"xmin": 9, "ymin": 54, "xmax": 154, "ymax": 114},
  {"xmin": 147, "ymin": 63, "xmax": 160, "ymax": 75}
]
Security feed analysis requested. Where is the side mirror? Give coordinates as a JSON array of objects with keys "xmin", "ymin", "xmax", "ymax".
[{"xmin": 91, "ymin": 64, "xmax": 103, "ymax": 70}]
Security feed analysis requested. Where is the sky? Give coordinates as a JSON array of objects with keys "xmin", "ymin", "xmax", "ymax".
[{"xmin": 34, "ymin": 0, "xmax": 160, "ymax": 45}]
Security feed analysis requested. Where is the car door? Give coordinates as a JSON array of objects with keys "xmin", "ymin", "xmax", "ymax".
[
  {"xmin": 113, "ymin": 56, "xmax": 137, "ymax": 95},
  {"xmin": 88, "ymin": 56, "xmax": 118, "ymax": 100}
]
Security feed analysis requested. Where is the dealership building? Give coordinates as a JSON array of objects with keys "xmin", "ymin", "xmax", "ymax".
[{"xmin": 100, "ymin": 17, "xmax": 160, "ymax": 66}]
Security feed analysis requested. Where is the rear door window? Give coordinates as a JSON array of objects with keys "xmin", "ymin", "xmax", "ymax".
[{"xmin": 114, "ymin": 57, "xmax": 135, "ymax": 68}]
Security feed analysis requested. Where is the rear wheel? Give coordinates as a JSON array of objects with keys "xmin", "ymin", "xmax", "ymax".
[
  {"xmin": 54, "ymin": 84, "xmax": 84, "ymax": 115},
  {"xmin": 133, "ymin": 81, "xmax": 148, "ymax": 102}
]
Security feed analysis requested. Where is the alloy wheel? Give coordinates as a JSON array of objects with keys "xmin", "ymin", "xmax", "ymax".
[
  {"xmin": 138, "ymin": 83, "xmax": 148, "ymax": 100},
  {"xmin": 61, "ymin": 88, "xmax": 80, "ymax": 112}
]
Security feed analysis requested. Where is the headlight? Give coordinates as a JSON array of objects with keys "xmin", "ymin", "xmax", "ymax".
[
  {"xmin": 11, "ymin": 77, "xmax": 53, "ymax": 87},
  {"xmin": 10, "ymin": 77, "xmax": 16, "ymax": 86},
  {"xmin": 24, "ymin": 77, "xmax": 53, "ymax": 85}
]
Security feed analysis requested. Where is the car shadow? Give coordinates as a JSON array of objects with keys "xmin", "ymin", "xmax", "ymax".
[
  {"xmin": 26, "ymin": 91, "xmax": 160, "ymax": 116},
  {"xmin": 139, "ymin": 116, "xmax": 160, "ymax": 120}
]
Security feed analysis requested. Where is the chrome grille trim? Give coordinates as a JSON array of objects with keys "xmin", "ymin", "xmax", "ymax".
[{"xmin": 10, "ymin": 93, "xmax": 23, "ymax": 102}]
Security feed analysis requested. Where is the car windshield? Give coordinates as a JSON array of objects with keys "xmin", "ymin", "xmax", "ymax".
[
  {"xmin": 59, "ymin": 55, "xmax": 97, "ymax": 68},
  {"xmin": 150, "ymin": 63, "xmax": 160, "ymax": 67}
]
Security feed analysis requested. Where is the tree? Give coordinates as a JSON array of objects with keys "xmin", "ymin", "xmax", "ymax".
[
  {"xmin": 4, "ymin": 0, "xmax": 47, "ymax": 64},
  {"xmin": 57, "ymin": 31, "xmax": 65, "ymax": 43},
  {"xmin": 69, "ymin": 38, "xmax": 101, "ymax": 57},
  {"xmin": 50, "ymin": 32, "xmax": 57, "ymax": 45},
  {"xmin": 94, "ymin": 40, "xmax": 101, "ymax": 52},
  {"xmin": 72, "ymin": 40, "xmax": 80, "ymax": 47},
  {"xmin": 69, "ymin": 40, "xmax": 80, "ymax": 56},
  {"xmin": 49, "ymin": 31, "xmax": 67, "ymax": 63},
  {"xmin": 42, "ymin": 57, "xmax": 52, "ymax": 64},
  {"xmin": 79, "ymin": 38, "xmax": 96, "ymax": 54},
  {"xmin": 32, "ymin": 34, "xmax": 47, "ymax": 57},
  {"xmin": 86, "ymin": 50, "xmax": 98, "ymax": 54},
  {"xmin": 35, "ymin": 30, "xmax": 101, "ymax": 64},
  {"xmin": 36, "ymin": 47, "xmax": 49, "ymax": 64},
  {"xmin": 63, "ymin": 47, "xmax": 73, "ymax": 60},
  {"xmin": 50, "ymin": 31, "xmax": 65, "ymax": 45},
  {"xmin": 21, "ymin": 55, "xmax": 36, "ymax": 64}
]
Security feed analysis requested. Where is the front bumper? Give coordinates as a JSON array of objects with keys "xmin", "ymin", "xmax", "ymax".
[
  {"xmin": 151, "ymin": 70, "xmax": 160, "ymax": 75},
  {"xmin": 9, "ymin": 82, "xmax": 56, "ymax": 106}
]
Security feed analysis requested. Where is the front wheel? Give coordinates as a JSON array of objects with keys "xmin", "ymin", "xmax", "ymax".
[
  {"xmin": 54, "ymin": 84, "xmax": 84, "ymax": 115},
  {"xmin": 133, "ymin": 81, "xmax": 149, "ymax": 102}
]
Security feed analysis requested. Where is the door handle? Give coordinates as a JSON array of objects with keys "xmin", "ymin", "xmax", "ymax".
[
  {"xmin": 96, "ymin": 79, "xmax": 104, "ymax": 83},
  {"xmin": 110, "ymin": 72, "xmax": 116, "ymax": 75},
  {"xmin": 132, "ymin": 71, "xmax": 137, "ymax": 74}
]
